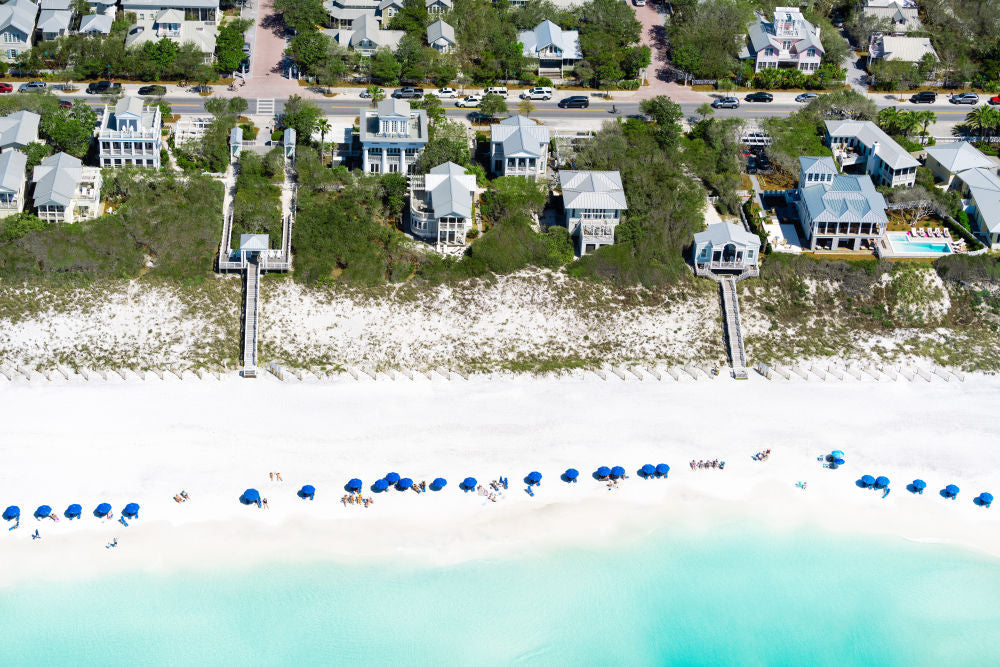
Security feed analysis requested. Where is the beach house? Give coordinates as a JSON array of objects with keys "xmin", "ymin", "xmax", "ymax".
[
  {"xmin": 794, "ymin": 156, "xmax": 888, "ymax": 251},
  {"xmin": 98, "ymin": 96, "xmax": 163, "ymax": 169},
  {"xmin": 863, "ymin": 1, "xmax": 921, "ymax": 35},
  {"xmin": 693, "ymin": 222, "xmax": 761, "ymax": 276},
  {"xmin": 559, "ymin": 170, "xmax": 627, "ymax": 255},
  {"xmin": 359, "ymin": 99, "xmax": 428, "ymax": 174},
  {"xmin": 324, "ymin": 0, "xmax": 380, "ymax": 29},
  {"xmin": 87, "ymin": 0, "xmax": 116, "ymax": 15},
  {"xmin": 869, "ymin": 35, "xmax": 937, "ymax": 65},
  {"xmin": 409, "ymin": 161, "xmax": 477, "ymax": 246},
  {"xmin": 121, "ymin": 0, "xmax": 219, "ymax": 59},
  {"xmin": 519, "ymin": 20, "xmax": 582, "ymax": 76},
  {"xmin": 426, "ymin": 19, "xmax": 455, "ymax": 53},
  {"xmin": 0, "ymin": 0, "xmax": 38, "ymax": 62},
  {"xmin": 825, "ymin": 120, "xmax": 919, "ymax": 188},
  {"xmin": 953, "ymin": 168, "xmax": 1000, "ymax": 249},
  {"xmin": 923, "ymin": 142, "xmax": 995, "ymax": 188},
  {"xmin": 36, "ymin": 5, "xmax": 71, "ymax": 40},
  {"xmin": 740, "ymin": 6, "xmax": 824, "ymax": 74},
  {"xmin": 489, "ymin": 115, "xmax": 549, "ymax": 179},
  {"xmin": 426, "ymin": 0, "xmax": 451, "ymax": 14},
  {"xmin": 329, "ymin": 13, "xmax": 403, "ymax": 55},
  {"xmin": 0, "ymin": 149, "xmax": 27, "ymax": 214},
  {"xmin": 31, "ymin": 152, "xmax": 102, "ymax": 224},
  {"xmin": 78, "ymin": 13, "xmax": 113, "ymax": 34},
  {"xmin": 0, "ymin": 110, "xmax": 40, "ymax": 152}
]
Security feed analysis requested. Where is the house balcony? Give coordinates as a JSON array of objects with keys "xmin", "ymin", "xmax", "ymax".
[
  {"xmin": 0, "ymin": 198, "xmax": 20, "ymax": 209},
  {"xmin": 832, "ymin": 147, "xmax": 863, "ymax": 166}
]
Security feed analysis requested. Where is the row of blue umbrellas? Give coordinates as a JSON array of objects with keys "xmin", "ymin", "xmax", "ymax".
[
  {"xmin": 860, "ymin": 475, "xmax": 891, "ymax": 490},
  {"xmin": 858, "ymin": 478, "xmax": 992, "ymax": 506},
  {"xmin": 2, "ymin": 503, "xmax": 138, "ymax": 521}
]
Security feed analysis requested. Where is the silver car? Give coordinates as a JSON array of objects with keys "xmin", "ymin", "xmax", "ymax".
[
  {"xmin": 950, "ymin": 93, "xmax": 979, "ymax": 105},
  {"xmin": 795, "ymin": 93, "xmax": 819, "ymax": 103}
]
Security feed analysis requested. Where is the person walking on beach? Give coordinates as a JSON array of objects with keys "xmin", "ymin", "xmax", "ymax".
[{"xmin": 270, "ymin": 472, "xmax": 274, "ymax": 481}]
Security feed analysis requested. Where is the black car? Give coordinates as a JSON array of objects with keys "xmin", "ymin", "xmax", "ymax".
[
  {"xmin": 745, "ymin": 91, "xmax": 773, "ymax": 103},
  {"xmin": 86, "ymin": 81, "xmax": 122, "ymax": 95},
  {"xmin": 138, "ymin": 85, "xmax": 166, "ymax": 96},
  {"xmin": 910, "ymin": 91, "xmax": 937, "ymax": 104},
  {"xmin": 558, "ymin": 96, "xmax": 589, "ymax": 108}
]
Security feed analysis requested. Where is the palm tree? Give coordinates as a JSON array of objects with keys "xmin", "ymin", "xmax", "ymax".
[
  {"xmin": 366, "ymin": 84, "xmax": 385, "ymax": 108},
  {"xmin": 896, "ymin": 111, "xmax": 920, "ymax": 137},
  {"xmin": 915, "ymin": 110, "xmax": 936, "ymax": 136},
  {"xmin": 877, "ymin": 106, "xmax": 901, "ymax": 134},
  {"xmin": 317, "ymin": 118, "xmax": 331, "ymax": 163},
  {"xmin": 965, "ymin": 106, "xmax": 1000, "ymax": 137}
]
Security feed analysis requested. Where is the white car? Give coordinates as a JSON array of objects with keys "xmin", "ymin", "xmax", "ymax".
[
  {"xmin": 484, "ymin": 86, "xmax": 508, "ymax": 97},
  {"xmin": 521, "ymin": 87, "xmax": 552, "ymax": 100},
  {"xmin": 436, "ymin": 87, "xmax": 458, "ymax": 98},
  {"xmin": 456, "ymin": 95, "xmax": 482, "ymax": 108}
]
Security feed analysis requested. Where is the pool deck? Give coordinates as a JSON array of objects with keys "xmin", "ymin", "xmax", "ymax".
[{"xmin": 878, "ymin": 231, "xmax": 957, "ymax": 259}]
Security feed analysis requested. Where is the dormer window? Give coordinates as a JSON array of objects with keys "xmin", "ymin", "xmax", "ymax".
[
  {"xmin": 782, "ymin": 41, "xmax": 792, "ymax": 50},
  {"xmin": 807, "ymin": 48, "xmax": 816, "ymax": 57}
]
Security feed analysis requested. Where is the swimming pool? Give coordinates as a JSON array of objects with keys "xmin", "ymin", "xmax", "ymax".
[{"xmin": 886, "ymin": 231, "xmax": 953, "ymax": 257}]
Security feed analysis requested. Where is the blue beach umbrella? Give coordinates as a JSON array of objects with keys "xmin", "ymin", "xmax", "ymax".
[
  {"xmin": 3, "ymin": 505, "xmax": 20, "ymax": 521},
  {"xmin": 66, "ymin": 504, "xmax": 82, "ymax": 518},
  {"xmin": 242, "ymin": 489, "xmax": 260, "ymax": 504},
  {"xmin": 461, "ymin": 477, "xmax": 477, "ymax": 491},
  {"xmin": 123, "ymin": 503, "xmax": 140, "ymax": 518},
  {"xmin": 564, "ymin": 468, "xmax": 579, "ymax": 482},
  {"xmin": 945, "ymin": 484, "xmax": 960, "ymax": 498},
  {"xmin": 610, "ymin": 466, "xmax": 626, "ymax": 479},
  {"xmin": 95, "ymin": 502, "xmax": 112, "ymax": 517},
  {"xmin": 875, "ymin": 476, "xmax": 890, "ymax": 489},
  {"xmin": 641, "ymin": 464, "xmax": 656, "ymax": 477},
  {"xmin": 596, "ymin": 466, "xmax": 611, "ymax": 479},
  {"xmin": 299, "ymin": 485, "xmax": 315, "ymax": 499},
  {"xmin": 373, "ymin": 479, "xmax": 390, "ymax": 492},
  {"xmin": 656, "ymin": 463, "xmax": 670, "ymax": 477},
  {"xmin": 834, "ymin": 458, "xmax": 846, "ymax": 466},
  {"xmin": 347, "ymin": 478, "xmax": 363, "ymax": 492},
  {"xmin": 385, "ymin": 472, "xmax": 401, "ymax": 485},
  {"xmin": 35, "ymin": 505, "xmax": 52, "ymax": 518},
  {"xmin": 912, "ymin": 479, "xmax": 926, "ymax": 493},
  {"xmin": 397, "ymin": 477, "xmax": 413, "ymax": 490},
  {"xmin": 861, "ymin": 475, "xmax": 875, "ymax": 488},
  {"xmin": 527, "ymin": 471, "xmax": 542, "ymax": 485},
  {"xmin": 831, "ymin": 450, "xmax": 845, "ymax": 460},
  {"xmin": 979, "ymin": 493, "xmax": 993, "ymax": 507},
  {"xmin": 431, "ymin": 478, "xmax": 447, "ymax": 490}
]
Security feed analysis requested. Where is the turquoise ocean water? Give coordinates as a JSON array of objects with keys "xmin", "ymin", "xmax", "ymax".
[{"xmin": 1, "ymin": 520, "xmax": 998, "ymax": 666}]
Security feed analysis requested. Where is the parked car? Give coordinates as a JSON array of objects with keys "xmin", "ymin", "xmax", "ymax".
[
  {"xmin": 436, "ymin": 87, "xmax": 458, "ymax": 98},
  {"xmin": 484, "ymin": 86, "xmax": 508, "ymax": 97},
  {"xmin": 910, "ymin": 91, "xmax": 937, "ymax": 104},
  {"xmin": 138, "ymin": 85, "xmax": 167, "ymax": 96},
  {"xmin": 989, "ymin": 95, "xmax": 1000, "ymax": 106},
  {"xmin": 456, "ymin": 94, "xmax": 482, "ymax": 108},
  {"xmin": 521, "ymin": 86, "xmax": 552, "ymax": 100},
  {"xmin": 745, "ymin": 91, "xmax": 773, "ymax": 103},
  {"xmin": 360, "ymin": 87, "xmax": 383, "ymax": 99},
  {"xmin": 794, "ymin": 92, "xmax": 818, "ymax": 103},
  {"xmin": 392, "ymin": 87, "xmax": 424, "ymax": 99},
  {"xmin": 950, "ymin": 92, "xmax": 979, "ymax": 105},
  {"xmin": 711, "ymin": 96, "xmax": 739, "ymax": 109},
  {"xmin": 558, "ymin": 95, "xmax": 589, "ymax": 108},
  {"xmin": 86, "ymin": 81, "xmax": 121, "ymax": 95},
  {"xmin": 19, "ymin": 81, "xmax": 46, "ymax": 91},
  {"xmin": 58, "ymin": 100, "xmax": 72, "ymax": 108},
  {"xmin": 0, "ymin": 82, "xmax": 11, "ymax": 93},
  {"xmin": 242, "ymin": 42, "xmax": 251, "ymax": 55}
]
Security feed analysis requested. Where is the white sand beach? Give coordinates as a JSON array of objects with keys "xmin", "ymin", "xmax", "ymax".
[{"xmin": 1, "ymin": 373, "xmax": 998, "ymax": 587}]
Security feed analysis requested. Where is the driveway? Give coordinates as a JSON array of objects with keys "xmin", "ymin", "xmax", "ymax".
[{"xmin": 628, "ymin": 2, "xmax": 710, "ymax": 103}]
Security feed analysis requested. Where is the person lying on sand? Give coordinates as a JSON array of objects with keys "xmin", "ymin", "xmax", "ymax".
[
  {"xmin": 174, "ymin": 495, "xmax": 183, "ymax": 503},
  {"xmin": 276, "ymin": 473, "xmax": 283, "ymax": 481},
  {"xmin": 269, "ymin": 472, "xmax": 274, "ymax": 481},
  {"xmin": 181, "ymin": 491, "xmax": 189, "ymax": 500}
]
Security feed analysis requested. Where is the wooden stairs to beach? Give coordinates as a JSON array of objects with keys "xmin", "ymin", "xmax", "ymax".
[
  {"xmin": 720, "ymin": 277, "xmax": 748, "ymax": 379},
  {"xmin": 241, "ymin": 260, "xmax": 260, "ymax": 378}
]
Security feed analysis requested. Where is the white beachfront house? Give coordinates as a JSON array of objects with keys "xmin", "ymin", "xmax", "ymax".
[
  {"xmin": 0, "ymin": 149, "xmax": 27, "ymax": 214},
  {"xmin": 78, "ymin": 13, "xmax": 113, "ymax": 34},
  {"xmin": 825, "ymin": 120, "xmax": 919, "ymax": 188},
  {"xmin": 0, "ymin": 110, "xmax": 40, "ymax": 151},
  {"xmin": 426, "ymin": 0, "xmax": 451, "ymax": 14},
  {"xmin": 31, "ymin": 152, "xmax": 102, "ymax": 224},
  {"xmin": 329, "ymin": 13, "xmax": 402, "ymax": 55},
  {"xmin": 121, "ymin": 0, "xmax": 219, "ymax": 60},
  {"xmin": 954, "ymin": 167, "xmax": 1000, "ymax": 249},
  {"xmin": 559, "ymin": 170, "xmax": 627, "ymax": 255},
  {"xmin": 794, "ymin": 156, "xmax": 888, "ymax": 252},
  {"xmin": 36, "ymin": 7, "xmax": 71, "ymax": 40},
  {"xmin": 869, "ymin": 35, "xmax": 937, "ymax": 65},
  {"xmin": 324, "ymin": 0, "xmax": 380, "ymax": 29},
  {"xmin": 693, "ymin": 222, "xmax": 761, "ymax": 276},
  {"xmin": 519, "ymin": 20, "xmax": 582, "ymax": 76},
  {"xmin": 489, "ymin": 115, "xmax": 550, "ymax": 179},
  {"xmin": 409, "ymin": 161, "xmax": 477, "ymax": 246},
  {"xmin": 0, "ymin": 0, "xmax": 38, "ymax": 62},
  {"xmin": 863, "ymin": 1, "xmax": 921, "ymax": 35},
  {"xmin": 740, "ymin": 6, "xmax": 824, "ymax": 74},
  {"xmin": 359, "ymin": 99, "xmax": 428, "ymax": 174},
  {"xmin": 87, "ymin": 0, "xmax": 117, "ymax": 15},
  {"xmin": 924, "ymin": 142, "xmax": 995, "ymax": 189},
  {"xmin": 98, "ymin": 96, "xmax": 163, "ymax": 169},
  {"xmin": 426, "ymin": 19, "xmax": 455, "ymax": 53}
]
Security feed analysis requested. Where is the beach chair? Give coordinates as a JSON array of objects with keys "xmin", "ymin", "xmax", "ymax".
[{"xmin": 909, "ymin": 227, "xmax": 916, "ymax": 236}]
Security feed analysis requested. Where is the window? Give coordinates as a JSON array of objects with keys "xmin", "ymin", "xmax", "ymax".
[
  {"xmin": 782, "ymin": 41, "xmax": 791, "ymax": 50},
  {"xmin": 368, "ymin": 163, "xmax": 381, "ymax": 173}
]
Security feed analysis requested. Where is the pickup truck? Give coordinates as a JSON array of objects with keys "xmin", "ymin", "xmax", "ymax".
[{"xmin": 392, "ymin": 87, "xmax": 424, "ymax": 99}]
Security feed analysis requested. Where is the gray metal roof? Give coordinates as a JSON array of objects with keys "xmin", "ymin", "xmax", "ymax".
[
  {"xmin": 519, "ymin": 20, "xmax": 582, "ymax": 60},
  {"xmin": 116, "ymin": 96, "xmax": 145, "ymax": 118},
  {"xmin": 37, "ymin": 8, "xmax": 71, "ymax": 32},
  {"xmin": 0, "ymin": 0, "xmax": 38, "ymax": 39},
  {"xmin": 864, "ymin": 5, "xmax": 921, "ymax": 30},
  {"xmin": 378, "ymin": 98, "xmax": 410, "ymax": 118},
  {"xmin": 425, "ymin": 0, "xmax": 451, "ymax": 7},
  {"xmin": 230, "ymin": 126, "xmax": 242, "ymax": 143},
  {"xmin": 40, "ymin": 0, "xmax": 70, "ymax": 9},
  {"xmin": 825, "ymin": 120, "xmax": 920, "ymax": 170},
  {"xmin": 79, "ymin": 13, "xmax": 113, "ymax": 33},
  {"xmin": 799, "ymin": 156, "xmax": 837, "ymax": 174},
  {"xmin": 121, "ymin": 0, "xmax": 219, "ymax": 7},
  {"xmin": 959, "ymin": 168, "xmax": 1000, "ymax": 233},
  {"xmin": 240, "ymin": 234, "xmax": 270, "ymax": 251},
  {"xmin": 0, "ymin": 149, "xmax": 26, "ymax": 195},
  {"xmin": 0, "ymin": 110, "xmax": 40, "ymax": 149},
  {"xmin": 875, "ymin": 35, "xmax": 936, "ymax": 62},
  {"xmin": 491, "ymin": 115, "xmax": 550, "ymax": 158},
  {"xmin": 155, "ymin": 7, "xmax": 184, "ymax": 22},
  {"xmin": 426, "ymin": 161, "xmax": 476, "ymax": 220},
  {"xmin": 32, "ymin": 152, "xmax": 82, "ymax": 208},
  {"xmin": 693, "ymin": 222, "xmax": 761, "ymax": 249},
  {"xmin": 799, "ymin": 174, "xmax": 888, "ymax": 224},
  {"xmin": 559, "ymin": 170, "xmax": 627, "ymax": 210},
  {"xmin": 925, "ymin": 142, "xmax": 994, "ymax": 175},
  {"xmin": 427, "ymin": 19, "xmax": 454, "ymax": 46}
]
